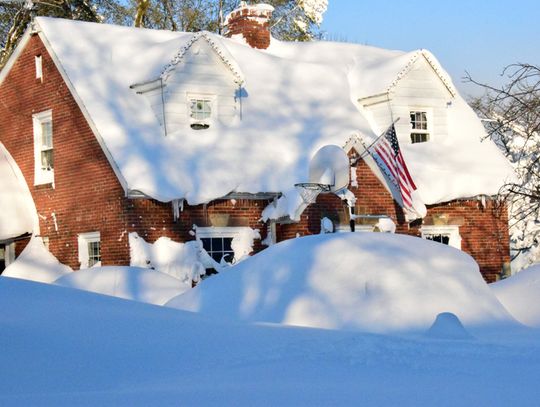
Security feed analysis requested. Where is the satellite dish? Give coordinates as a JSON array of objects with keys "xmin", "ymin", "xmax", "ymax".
[{"xmin": 307, "ymin": 145, "xmax": 350, "ymax": 192}]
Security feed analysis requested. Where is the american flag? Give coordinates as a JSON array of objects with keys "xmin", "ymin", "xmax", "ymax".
[{"xmin": 369, "ymin": 124, "xmax": 417, "ymax": 211}]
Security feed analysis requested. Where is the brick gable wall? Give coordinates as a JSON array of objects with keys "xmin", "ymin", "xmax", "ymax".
[
  {"xmin": 0, "ymin": 34, "xmax": 130, "ymax": 269},
  {"xmin": 0, "ymin": 35, "xmax": 510, "ymax": 282}
]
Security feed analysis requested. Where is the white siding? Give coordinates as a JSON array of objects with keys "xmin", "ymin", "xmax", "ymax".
[
  {"xmin": 150, "ymin": 40, "xmax": 239, "ymax": 134},
  {"xmin": 362, "ymin": 57, "xmax": 453, "ymax": 144}
]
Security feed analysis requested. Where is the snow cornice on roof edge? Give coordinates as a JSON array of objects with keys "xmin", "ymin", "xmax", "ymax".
[
  {"xmin": 389, "ymin": 49, "xmax": 457, "ymax": 98},
  {"xmin": 160, "ymin": 31, "xmax": 245, "ymax": 85}
]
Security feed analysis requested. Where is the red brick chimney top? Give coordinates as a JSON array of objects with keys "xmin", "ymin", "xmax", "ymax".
[{"xmin": 224, "ymin": 2, "xmax": 274, "ymax": 50}]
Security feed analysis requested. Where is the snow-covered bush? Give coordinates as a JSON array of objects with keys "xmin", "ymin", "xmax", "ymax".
[{"xmin": 129, "ymin": 232, "xmax": 205, "ymax": 285}]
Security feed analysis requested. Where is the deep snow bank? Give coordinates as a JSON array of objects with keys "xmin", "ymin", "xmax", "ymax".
[
  {"xmin": 491, "ymin": 265, "xmax": 540, "ymax": 327},
  {"xmin": 2, "ymin": 237, "xmax": 71, "ymax": 283},
  {"xmin": 55, "ymin": 266, "xmax": 191, "ymax": 305},
  {"xmin": 167, "ymin": 233, "xmax": 514, "ymax": 333}
]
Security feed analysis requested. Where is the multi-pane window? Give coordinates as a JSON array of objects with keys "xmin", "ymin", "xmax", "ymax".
[
  {"xmin": 40, "ymin": 120, "xmax": 53, "ymax": 170},
  {"xmin": 189, "ymin": 97, "xmax": 213, "ymax": 130},
  {"xmin": 410, "ymin": 111, "xmax": 430, "ymax": 143},
  {"xmin": 424, "ymin": 234, "xmax": 450, "ymax": 245},
  {"xmin": 0, "ymin": 244, "xmax": 5, "ymax": 273},
  {"xmin": 190, "ymin": 99, "xmax": 212, "ymax": 120},
  {"xmin": 33, "ymin": 110, "xmax": 54, "ymax": 185},
  {"xmin": 200, "ymin": 236, "xmax": 234, "ymax": 264},
  {"xmin": 0, "ymin": 242, "xmax": 15, "ymax": 274},
  {"xmin": 78, "ymin": 232, "xmax": 101, "ymax": 269},
  {"xmin": 421, "ymin": 225, "xmax": 461, "ymax": 249},
  {"xmin": 88, "ymin": 240, "xmax": 101, "ymax": 267},
  {"xmin": 196, "ymin": 227, "xmax": 250, "ymax": 274}
]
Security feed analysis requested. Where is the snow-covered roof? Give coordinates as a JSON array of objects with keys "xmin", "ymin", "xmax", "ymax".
[
  {"xmin": 0, "ymin": 142, "xmax": 36, "ymax": 240},
  {"xmin": 27, "ymin": 17, "xmax": 513, "ymax": 206}
]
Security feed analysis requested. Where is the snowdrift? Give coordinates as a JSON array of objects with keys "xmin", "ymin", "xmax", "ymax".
[
  {"xmin": 0, "ymin": 142, "xmax": 36, "ymax": 240},
  {"xmin": 491, "ymin": 265, "xmax": 540, "ymax": 327},
  {"xmin": 167, "ymin": 233, "xmax": 514, "ymax": 333},
  {"xmin": 1, "ymin": 276, "xmax": 539, "ymax": 405},
  {"xmin": 2, "ymin": 237, "xmax": 71, "ymax": 283},
  {"xmin": 55, "ymin": 266, "xmax": 191, "ymax": 305}
]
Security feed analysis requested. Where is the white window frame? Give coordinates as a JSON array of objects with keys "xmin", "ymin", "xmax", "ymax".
[
  {"xmin": 0, "ymin": 241, "xmax": 15, "ymax": 271},
  {"xmin": 187, "ymin": 93, "xmax": 216, "ymax": 129},
  {"xmin": 409, "ymin": 109, "xmax": 431, "ymax": 143},
  {"xmin": 335, "ymin": 224, "xmax": 374, "ymax": 233},
  {"xmin": 196, "ymin": 226, "xmax": 249, "ymax": 265},
  {"xmin": 32, "ymin": 110, "xmax": 54, "ymax": 186},
  {"xmin": 35, "ymin": 55, "xmax": 43, "ymax": 81},
  {"xmin": 78, "ymin": 231, "xmax": 101, "ymax": 269},
  {"xmin": 421, "ymin": 225, "xmax": 461, "ymax": 249}
]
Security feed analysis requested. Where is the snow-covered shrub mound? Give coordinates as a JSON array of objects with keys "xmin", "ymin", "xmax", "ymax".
[
  {"xmin": 129, "ymin": 232, "xmax": 206, "ymax": 284},
  {"xmin": 166, "ymin": 233, "xmax": 514, "ymax": 333},
  {"xmin": 426, "ymin": 312, "xmax": 472, "ymax": 340},
  {"xmin": 3, "ymin": 237, "xmax": 72, "ymax": 283},
  {"xmin": 55, "ymin": 266, "xmax": 191, "ymax": 305},
  {"xmin": 491, "ymin": 265, "xmax": 540, "ymax": 327}
]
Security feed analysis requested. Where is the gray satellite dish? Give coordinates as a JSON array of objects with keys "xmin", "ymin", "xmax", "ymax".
[{"xmin": 295, "ymin": 145, "xmax": 350, "ymax": 203}]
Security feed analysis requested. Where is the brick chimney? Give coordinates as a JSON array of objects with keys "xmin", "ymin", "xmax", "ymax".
[{"xmin": 224, "ymin": 2, "xmax": 274, "ymax": 49}]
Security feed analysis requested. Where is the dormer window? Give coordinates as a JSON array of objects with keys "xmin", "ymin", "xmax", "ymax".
[
  {"xmin": 410, "ymin": 110, "xmax": 430, "ymax": 143},
  {"xmin": 189, "ymin": 96, "xmax": 213, "ymax": 130}
]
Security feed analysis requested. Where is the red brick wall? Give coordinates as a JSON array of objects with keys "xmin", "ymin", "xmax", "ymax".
[
  {"xmin": 0, "ymin": 35, "xmax": 130, "ymax": 269},
  {"xmin": 225, "ymin": 5, "xmax": 272, "ymax": 49},
  {"xmin": 127, "ymin": 198, "xmax": 270, "ymax": 254},
  {"xmin": 282, "ymin": 156, "xmax": 510, "ymax": 282}
]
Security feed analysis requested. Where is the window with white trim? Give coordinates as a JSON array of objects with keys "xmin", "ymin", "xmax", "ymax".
[
  {"xmin": 421, "ymin": 225, "xmax": 461, "ymax": 249},
  {"xmin": 33, "ymin": 110, "xmax": 54, "ymax": 185},
  {"xmin": 0, "ymin": 242, "xmax": 15, "ymax": 274},
  {"xmin": 78, "ymin": 232, "xmax": 101, "ymax": 269},
  {"xmin": 188, "ymin": 95, "xmax": 215, "ymax": 130},
  {"xmin": 197, "ymin": 227, "xmax": 235, "ymax": 264},
  {"xmin": 410, "ymin": 110, "xmax": 430, "ymax": 143},
  {"xmin": 196, "ymin": 227, "xmax": 255, "ymax": 273}
]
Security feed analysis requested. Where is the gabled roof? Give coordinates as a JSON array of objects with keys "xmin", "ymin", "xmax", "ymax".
[
  {"xmin": 387, "ymin": 49, "xmax": 457, "ymax": 97},
  {"xmin": 160, "ymin": 31, "xmax": 245, "ymax": 85},
  {"xmin": 11, "ymin": 17, "xmax": 513, "ymax": 206}
]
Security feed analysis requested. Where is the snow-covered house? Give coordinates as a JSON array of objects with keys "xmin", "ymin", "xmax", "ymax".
[{"xmin": 0, "ymin": 3, "xmax": 513, "ymax": 281}]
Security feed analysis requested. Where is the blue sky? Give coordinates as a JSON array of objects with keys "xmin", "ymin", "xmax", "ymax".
[{"xmin": 320, "ymin": 0, "xmax": 540, "ymax": 97}]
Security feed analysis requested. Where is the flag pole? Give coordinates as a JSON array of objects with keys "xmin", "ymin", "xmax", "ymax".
[{"xmin": 358, "ymin": 117, "xmax": 400, "ymax": 159}]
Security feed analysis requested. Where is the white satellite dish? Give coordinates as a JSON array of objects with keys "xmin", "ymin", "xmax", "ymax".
[{"xmin": 295, "ymin": 145, "xmax": 350, "ymax": 203}]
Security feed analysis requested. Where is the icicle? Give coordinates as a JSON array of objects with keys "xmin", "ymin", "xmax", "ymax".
[
  {"xmin": 51, "ymin": 212, "xmax": 58, "ymax": 232},
  {"xmin": 172, "ymin": 199, "xmax": 184, "ymax": 221},
  {"xmin": 350, "ymin": 166, "xmax": 358, "ymax": 188}
]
